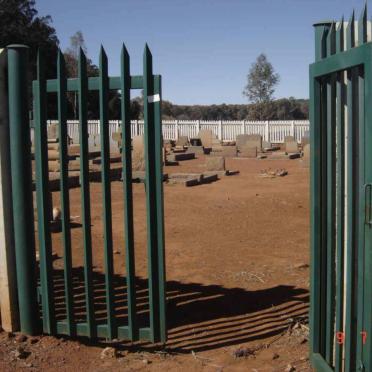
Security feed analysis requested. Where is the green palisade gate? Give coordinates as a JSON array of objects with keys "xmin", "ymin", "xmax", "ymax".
[
  {"xmin": 310, "ymin": 6, "xmax": 372, "ymax": 372},
  {"xmin": 8, "ymin": 43, "xmax": 166, "ymax": 343}
]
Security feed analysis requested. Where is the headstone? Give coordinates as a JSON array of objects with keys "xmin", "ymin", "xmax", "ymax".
[
  {"xmin": 262, "ymin": 140, "xmax": 271, "ymax": 150},
  {"xmin": 48, "ymin": 150, "xmax": 60, "ymax": 160},
  {"xmin": 301, "ymin": 131, "xmax": 310, "ymax": 147},
  {"xmin": 246, "ymin": 134, "xmax": 262, "ymax": 151},
  {"xmin": 239, "ymin": 146, "xmax": 257, "ymax": 158},
  {"xmin": 112, "ymin": 132, "xmax": 122, "ymax": 142},
  {"xmin": 210, "ymin": 145, "xmax": 237, "ymax": 157},
  {"xmin": 237, "ymin": 134, "xmax": 262, "ymax": 151},
  {"xmin": 164, "ymin": 141, "xmax": 173, "ymax": 152},
  {"xmin": 47, "ymin": 123, "xmax": 58, "ymax": 140},
  {"xmin": 197, "ymin": 130, "xmax": 219, "ymax": 148},
  {"xmin": 303, "ymin": 143, "xmax": 310, "ymax": 159},
  {"xmin": 205, "ymin": 156, "xmax": 225, "ymax": 171},
  {"xmin": 302, "ymin": 144, "xmax": 310, "ymax": 167},
  {"xmin": 68, "ymin": 144, "xmax": 80, "ymax": 156},
  {"xmin": 284, "ymin": 135, "xmax": 295, "ymax": 143},
  {"xmin": 236, "ymin": 134, "xmax": 250, "ymax": 151},
  {"xmin": 285, "ymin": 141, "xmax": 299, "ymax": 154},
  {"xmin": 132, "ymin": 135, "xmax": 145, "ymax": 171},
  {"xmin": 176, "ymin": 136, "xmax": 189, "ymax": 147},
  {"xmin": 88, "ymin": 134, "xmax": 100, "ymax": 151}
]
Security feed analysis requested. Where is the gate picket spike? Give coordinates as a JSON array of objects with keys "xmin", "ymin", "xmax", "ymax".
[
  {"xmin": 99, "ymin": 44, "xmax": 116, "ymax": 339},
  {"xmin": 320, "ymin": 27, "xmax": 329, "ymax": 60},
  {"xmin": 326, "ymin": 22, "xmax": 336, "ymax": 56},
  {"xmin": 346, "ymin": 10, "xmax": 355, "ymax": 50},
  {"xmin": 358, "ymin": 3, "xmax": 367, "ymax": 45},
  {"xmin": 336, "ymin": 17, "xmax": 344, "ymax": 53},
  {"xmin": 120, "ymin": 42, "xmax": 137, "ymax": 341},
  {"xmin": 57, "ymin": 48, "xmax": 75, "ymax": 336},
  {"xmin": 143, "ymin": 41, "xmax": 167, "ymax": 343},
  {"xmin": 77, "ymin": 46, "xmax": 95, "ymax": 338}
]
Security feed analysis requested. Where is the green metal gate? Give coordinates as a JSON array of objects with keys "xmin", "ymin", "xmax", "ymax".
[
  {"xmin": 310, "ymin": 6, "xmax": 372, "ymax": 371},
  {"xmin": 7, "ymin": 44, "xmax": 166, "ymax": 343}
]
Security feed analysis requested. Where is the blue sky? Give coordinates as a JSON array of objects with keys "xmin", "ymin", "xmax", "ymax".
[{"xmin": 37, "ymin": 0, "xmax": 368, "ymax": 104}]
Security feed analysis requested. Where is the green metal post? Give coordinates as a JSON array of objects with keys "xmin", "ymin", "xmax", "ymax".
[
  {"xmin": 313, "ymin": 21, "xmax": 333, "ymax": 62},
  {"xmin": 7, "ymin": 44, "xmax": 40, "ymax": 335},
  {"xmin": 34, "ymin": 50, "xmax": 55, "ymax": 335}
]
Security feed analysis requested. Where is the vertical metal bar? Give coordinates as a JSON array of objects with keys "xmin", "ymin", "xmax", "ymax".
[
  {"xmin": 120, "ymin": 44, "xmax": 137, "ymax": 340},
  {"xmin": 143, "ymin": 44, "xmax": 161, "ymax": 343},
  {"xmin": 7, "ymin": 44, "xmax": 40, "ymax": 335},
  {"xmin": 361, "ymin": 52, "xmax": 372, "ymax": 372},
  {"xmin": 57, "ymin": 50, "xmax": 74, "ymax": 336},
  {"xmin": 153, "ymin": 74, "xmax": 166, "ymax": 343},
  {"xmin": 78, "ymin": 48, "xmax": 95, "ymax": 338},
  {"xmin": 0, "ymin": 48, "xmax": 19, "ymax": 332},
  {"xmin": 309, "ymin": 72, "xmax": 322, "ymax": 356},
  {"xmin": 319, "ymin": 80, "xmax": 328, "ymax": 357},
  {"xmin": 34, "ymin": 49, "xmax": 55, "ymax": 334},
  {"xmin": 99, "ymin": 46, "xmax": 115, "ymax": 339},
  {"xmin": 356, "ymin": 64, "xmax": 366, "ymax": 371},
  {"xmin": 334, "ymin": 70, "xmax": 345, "ymax": 372},
  {"xmin": 325, "ymin": 74, "xmax": 336, "ymax": 365},
  {"xmin": 344, "ymin": 67, "xmax": 358, "ymax": 372}
]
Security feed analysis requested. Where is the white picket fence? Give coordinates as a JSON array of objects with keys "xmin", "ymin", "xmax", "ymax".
[{"xmin": 45, "ymin": 119, "xmax": 309, "ymax": 144}]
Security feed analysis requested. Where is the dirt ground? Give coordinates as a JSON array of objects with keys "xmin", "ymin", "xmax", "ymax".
[{"xmin": 0, "ymin": 154, "xmax": 311, "ymax": 371}]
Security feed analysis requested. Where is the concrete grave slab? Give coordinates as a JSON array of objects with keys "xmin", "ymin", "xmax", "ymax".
[
  {"xmin": 186, "ymin": 146, "xmax": 204, "ymax": 154},
  {"xmin": 167, "ymin": 152, "xmax": 195, "ymax": 161}
]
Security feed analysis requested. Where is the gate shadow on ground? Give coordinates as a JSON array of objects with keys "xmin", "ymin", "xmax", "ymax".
[{"xmin": 49, "ymin": 268, "xmax": 309, "ymax": 353}]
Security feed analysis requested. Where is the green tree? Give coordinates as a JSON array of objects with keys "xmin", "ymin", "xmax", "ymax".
[
  {"xmin": 1, "ymin": 0, "xmax": 59, "ymax": 116},
  {"xmin": 0, "ymin": 0, "xmax": 59, "ymax": 78},
  {"xmin": 243, "ymin": 53, "xmax": 280, "ymax": 106}
]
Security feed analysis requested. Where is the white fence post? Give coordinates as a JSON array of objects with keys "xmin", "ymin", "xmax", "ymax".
[
  {"xmin": 218, "ymin": 120, "xmax": 222, "ymax": 141},
  {"xmin": 265, "ymin": 120, "xmax": 269, "ymax": 142},
  {"xmin": 196, "ymin": 119, "xmax": 200, "ymax": 135},
  {"xmin": 290, "ymin": 120, "xmax": 295, "ymax": 137},
  {"xmin": 241, "ymin": 120, "xmax": 245, "ymax": 135},
  {"xmin": 175, "ymin": 120, "xmax": 179, "ymax": 141},
  {"xmin": 135, "ymin": 120, "xmax": 139, "ymax": 136},
  {"xmin": 0, "ymin": 48, "xmax": 19, "ymax": 332}
]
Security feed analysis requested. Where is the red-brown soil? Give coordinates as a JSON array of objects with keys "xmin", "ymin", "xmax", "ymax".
[{"xmin": 0, "ymin": 155, "xmax": 311, "ymax": 371}]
